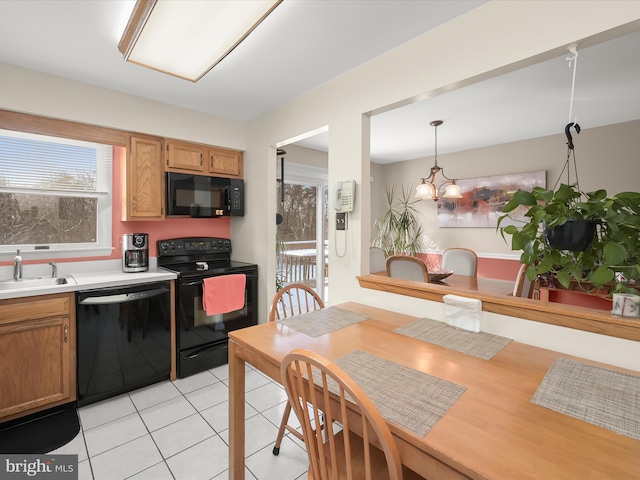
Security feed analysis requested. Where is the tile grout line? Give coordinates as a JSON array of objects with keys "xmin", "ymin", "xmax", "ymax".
[{"xmin": 75, "ymin": 364, "xmax": 308, "ymax": 480}]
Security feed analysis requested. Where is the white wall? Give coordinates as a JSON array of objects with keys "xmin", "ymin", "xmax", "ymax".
[
  {"xmin": 239, "ymin": 1, "xmax": 640, "ymax": 370},
  {"xmin": 282, "ymin": 144, "xmax": 328, "ymax": 170},
  {"xmin": 0, "ymin": 62, "xmax": 246, "ymax": 149}
]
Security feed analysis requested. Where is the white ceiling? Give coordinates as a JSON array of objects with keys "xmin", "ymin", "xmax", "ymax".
[
  {"xmin": 0, "ymin": 1, "xmax": 639, "ymax": 164},
  {"xmin": 300, "ymin": 28, "xmax": 640, "ymax": 163}
]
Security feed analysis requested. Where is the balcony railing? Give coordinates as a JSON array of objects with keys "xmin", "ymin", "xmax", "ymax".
[{"xmin": 277, "ymin": 240, "xmax": 328, "ymax": 286}]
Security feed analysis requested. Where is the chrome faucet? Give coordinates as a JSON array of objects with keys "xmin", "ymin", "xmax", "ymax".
[
  {"xmin": 13, "ymin": 249, "xmax": 23, "ymax": 281},
  {"xmin": 49, "ymin": 262, "xmax": 57, "ymax": 278}
]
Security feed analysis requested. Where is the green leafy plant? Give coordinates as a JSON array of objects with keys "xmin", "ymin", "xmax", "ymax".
[
  {"xmin": 372, "ymin": 184, "xmax": 424, "ymax": 257},
  {"xmin": 497, "ymin": 183, "xmax": 640, "ymax": 295}
]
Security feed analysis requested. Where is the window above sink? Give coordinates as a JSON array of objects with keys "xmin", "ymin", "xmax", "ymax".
[{"xmin": 0, "ymin": 128, "xmax": 113, "ymax": 257}]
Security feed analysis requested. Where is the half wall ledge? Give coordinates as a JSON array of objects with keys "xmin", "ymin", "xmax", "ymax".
[{"xmin": 356, "ymin": 274, "xmax": 640, "ymax": 343}]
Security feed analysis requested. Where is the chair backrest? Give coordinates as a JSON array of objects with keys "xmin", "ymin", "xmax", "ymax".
[
  {"xmin": 369, "ymin": 247, "xmax": 387, "ymax": 273},
  {"xmin": 269, "ymin": 283, "xmax": 325, "ymax": 322},
  {"xmin": 513, "ymin": 263, "xmax": 533, "ymax": 298},
  {"xmin": 281, "ymin": 349, "xmax": 403, "ymax": 480},
  {"xmin": 386, "ymin": 255, "xmax": 429, "ymax": 282},
  {"xmin": 441, "ymin": 248, "xmax": 478, "ymax": 277}
]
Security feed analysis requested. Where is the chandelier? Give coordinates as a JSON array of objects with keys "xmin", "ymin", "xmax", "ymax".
[{"xmin": 415, "ymin": 120, "xmax": 462, "ymax": 202}]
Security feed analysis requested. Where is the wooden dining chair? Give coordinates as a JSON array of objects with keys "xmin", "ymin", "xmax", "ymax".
[
  {"xmin": 385, "ymin": 255, "xmax": 429, "ymax": 282},
  {"xmin": 269, "ymin": 282, "xmax": 325, "ymax": 323},
  {"xmin": 269, "ymin": 283, "xmax": 325, "ymax": 455},
  {"xmin": 513, "ymin": 263, "xmax": 534, "ymax": 298},
  {"xmin": 281, "ymin": 348, "xmax": 410, "ymax": 480},
  {"xmin": 441, "ymin": 247, "xmax": 478, "ymax": 277}
]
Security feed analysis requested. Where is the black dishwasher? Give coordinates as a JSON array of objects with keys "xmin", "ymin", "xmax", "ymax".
[{"xmin": 76, "ymin": 281, "xmax": 171, "ymax": 407}]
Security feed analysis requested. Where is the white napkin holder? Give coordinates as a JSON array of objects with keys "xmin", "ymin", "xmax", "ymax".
[{"xmin": 443, "ymin": 294, "xmax": 482, "ymax": 333}]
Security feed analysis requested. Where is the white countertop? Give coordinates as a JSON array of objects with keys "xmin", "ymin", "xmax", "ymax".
[{"xmin": 0, "ymin": 260, "xmax": 177, "ymax": 300}]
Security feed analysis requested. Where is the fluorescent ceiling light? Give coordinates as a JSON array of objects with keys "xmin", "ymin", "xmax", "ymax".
[{"xmin": 119, "ymin": 0, "xmax": 282, "ymax": 82}]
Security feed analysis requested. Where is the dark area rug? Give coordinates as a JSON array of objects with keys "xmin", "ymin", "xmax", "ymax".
[{"xmin": 0, "ymin": 403, "xmax": 80, "ymax": 454}]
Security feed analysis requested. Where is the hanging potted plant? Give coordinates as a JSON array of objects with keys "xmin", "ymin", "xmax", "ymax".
[
  {"xmin": 372, "ymin": 184, "xmax": 424, "ymax": 257},
  {"xmin": 497, "ymin": 117, "xmax": 640, "ymax": 295},
  {"xmin": 497, "ymin": 184, "xmax": 640, "ymax": 295},
  {"xmin": 498, "ymin": 49, "xmax": 640, "ymax": 296}
]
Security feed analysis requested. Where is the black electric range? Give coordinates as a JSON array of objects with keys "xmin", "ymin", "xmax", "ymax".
[{"xmin": 158, "ymin": 237, "xmax": 258, "ymax": 378}]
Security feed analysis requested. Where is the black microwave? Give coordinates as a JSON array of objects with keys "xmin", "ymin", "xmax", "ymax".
[{"xmin": 166, "ymin": 172, "xmax": 244, "ymax": 217}]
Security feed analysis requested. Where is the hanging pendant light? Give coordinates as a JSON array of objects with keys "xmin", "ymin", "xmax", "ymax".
[{"xmin": 415, "ymin": 120, "xmax": 462, "ymax": 202}]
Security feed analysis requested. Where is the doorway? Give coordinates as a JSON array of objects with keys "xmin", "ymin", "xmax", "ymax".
[{"xmin": 276, "ymin": 151, "xmax": 329, "ymax": 303}]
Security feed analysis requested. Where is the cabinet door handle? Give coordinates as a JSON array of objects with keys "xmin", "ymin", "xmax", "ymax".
[{"xmin": 64, "ymin": 324, "xmax": 69, "ymax": 343}]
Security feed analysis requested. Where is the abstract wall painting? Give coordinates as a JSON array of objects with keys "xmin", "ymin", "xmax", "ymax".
[{"xmin": 437, "ymin": 170, "xmax": 546, "ymax": 228}]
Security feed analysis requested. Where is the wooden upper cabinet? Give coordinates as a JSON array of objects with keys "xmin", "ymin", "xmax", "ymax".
[
  {"xmin": 208, "ymin": 148, "xmax": 243, "ymax": 178},
  {"xmin": 122, "ymin": 135, "xmax": 164, "ymax": 221},
  {"xmin": 165, "ymin": 141, "xmax": 204, "ymax": 173},
  {"xmin": 164, "ymin": 138, "xmax": 243, "ymax": 179}
]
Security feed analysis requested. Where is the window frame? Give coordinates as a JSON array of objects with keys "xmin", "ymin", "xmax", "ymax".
[{"xmin": 0, "ymin": 109, "xmax": 128, "ymax": 260}]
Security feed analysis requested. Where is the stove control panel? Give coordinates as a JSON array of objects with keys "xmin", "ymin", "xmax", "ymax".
[{"xmin": 158, "ymin": 237, "xmax": 231, "ymax": 256}]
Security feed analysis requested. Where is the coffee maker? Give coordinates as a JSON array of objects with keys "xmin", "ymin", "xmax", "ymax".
[{"xmin": 122, "ymin": 233, "xmax": 149, "ymax": 272}]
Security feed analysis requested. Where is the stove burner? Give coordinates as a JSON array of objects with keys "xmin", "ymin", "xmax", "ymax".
[{"xmin": 157, "ymin": 237, "xmax": 256, "ymax": 278}]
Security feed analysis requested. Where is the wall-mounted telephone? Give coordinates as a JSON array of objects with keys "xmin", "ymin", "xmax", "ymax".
[{"xmin": 334, "ymin": 180, "xmax": 355, "ymax": 212}]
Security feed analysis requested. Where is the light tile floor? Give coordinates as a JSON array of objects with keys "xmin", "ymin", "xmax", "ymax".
[{"xmin": 50, "ymin": 363, "xmax": 310, "ymax": 480}]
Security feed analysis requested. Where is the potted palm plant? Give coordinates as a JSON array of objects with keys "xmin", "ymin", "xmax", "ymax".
[
  {"xmin": 497, "ymin": 183, "xmax": 640, "ymax": 294},
  {"xmin": 372, "ymin": 184, "xmax": 424, "ymax": 257}
]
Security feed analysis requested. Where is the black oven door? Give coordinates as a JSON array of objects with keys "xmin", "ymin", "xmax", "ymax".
[{"xmin": 176, "ymin": 269, "xmax": 257, "ymax": 377}]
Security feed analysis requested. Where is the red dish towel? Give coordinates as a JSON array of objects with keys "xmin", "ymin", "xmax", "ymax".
[{"xmin": 202, "ymin": 274, "xmax": 246, "ymax": 315}]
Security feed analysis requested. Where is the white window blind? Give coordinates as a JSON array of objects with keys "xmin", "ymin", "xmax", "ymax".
[{"xmin": 0, "ymin": 129, "xmax": 112, "ymax": 195}]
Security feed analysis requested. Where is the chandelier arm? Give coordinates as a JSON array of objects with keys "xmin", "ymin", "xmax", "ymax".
[{"xmin": 438, "ymin": 170, "xmax": 457, "ymax": 183}]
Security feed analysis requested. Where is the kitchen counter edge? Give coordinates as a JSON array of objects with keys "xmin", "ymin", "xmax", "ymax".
[{"xmin": 0, "ymin": 269, "xmax": 177, "ymax": 301}]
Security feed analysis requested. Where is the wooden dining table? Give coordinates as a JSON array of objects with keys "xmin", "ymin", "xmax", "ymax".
[{"xmin": 228, "ymin": 302, "xmax": 640, "ymax": 479}]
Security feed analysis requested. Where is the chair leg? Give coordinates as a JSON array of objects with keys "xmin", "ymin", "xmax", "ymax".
[
  {"xmin": 272, "ymin": 402, "xmax": 292, "ymax": 455},
  {"xmin": 273, "ymin": 402, "xmax": 324, "ymax": 456}
]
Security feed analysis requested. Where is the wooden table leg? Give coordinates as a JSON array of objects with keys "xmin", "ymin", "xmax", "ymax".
[{"xmin": 228, "ymin": 339, "xmax": 245, "ymax": 479}]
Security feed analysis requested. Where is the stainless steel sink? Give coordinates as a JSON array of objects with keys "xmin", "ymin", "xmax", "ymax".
[{"xmin": 0, "ymin": 275, "xmax": 77, "ymax": 291}]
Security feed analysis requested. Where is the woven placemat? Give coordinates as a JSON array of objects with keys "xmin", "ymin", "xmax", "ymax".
[
  {"xmin": 393, "ymin": 318, "xmax": 512, "ymax": 360},
  {"xmin": 318, "ymin": 350, "xmax": 466, "ymax": 437},
  {"xmin": 531, "ymin": 357, "xmax": 640, "ymax": 441},
  {"xmin": 277, "ymin": 306, "xmax": 370, "ymax": 337}
]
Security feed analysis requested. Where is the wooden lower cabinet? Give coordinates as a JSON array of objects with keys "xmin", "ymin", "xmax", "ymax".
[{"xmin": 0, "ymin": 293, "xmax": 76, "ymax": 422}]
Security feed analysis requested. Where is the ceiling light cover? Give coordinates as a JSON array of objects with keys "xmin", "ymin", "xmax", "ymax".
[{"xmin": 119, "ymin": 0, "xmax": 282, "ymax": 82}]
